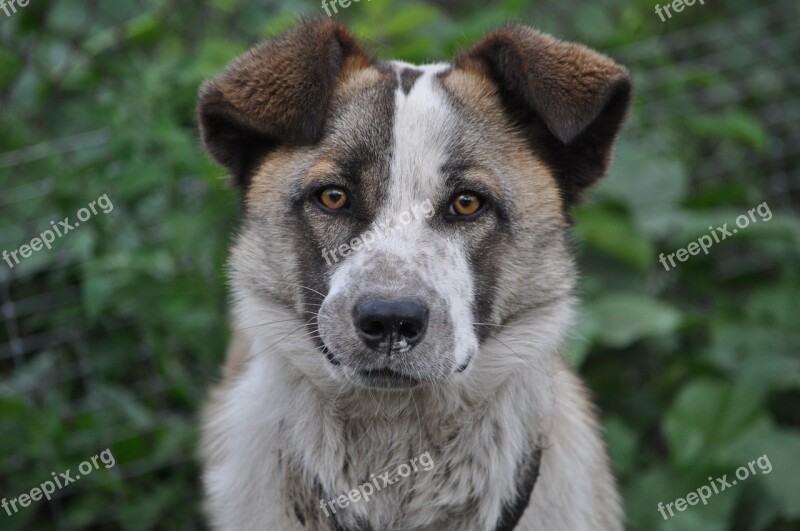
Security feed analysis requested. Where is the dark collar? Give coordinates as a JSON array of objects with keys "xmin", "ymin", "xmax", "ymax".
[
  {"xmin": 330, "ymin": 447, "xmax": 543, "ymax": 531},
  {"xmin": 492, "ymin": 447, "xmax": 543, "ymax": 531}
]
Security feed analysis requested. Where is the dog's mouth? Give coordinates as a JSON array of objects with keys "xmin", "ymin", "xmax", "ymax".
[
  {"xmin": 322, "ymin": 343, "xmax": 421, "ymax": 388},
  {"xmin": 358, "ymin": 367, "xmax": 421, "ymax": 388}
]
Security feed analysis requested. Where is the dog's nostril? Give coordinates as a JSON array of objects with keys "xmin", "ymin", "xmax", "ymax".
[
  {"xmin": 353, "ymin": 298, "xmax": 428, "ymax": 349},
  {"xmin": 398, "ymin": 321, "xmax": 421, "ymax": 341},
  {"xmin": 360, "ymin": 320, "xmax": 386, "ymax": 341}
]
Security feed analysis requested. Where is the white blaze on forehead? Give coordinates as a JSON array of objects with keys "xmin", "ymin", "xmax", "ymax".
[{"xmin": 385, "ymin": 61, "xmax": 454, "ymax": 216}]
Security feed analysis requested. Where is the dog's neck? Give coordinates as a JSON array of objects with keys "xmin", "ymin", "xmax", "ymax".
[{"xmin": 266, "ymin": 357, "xmax": 550, "ymax": 530}]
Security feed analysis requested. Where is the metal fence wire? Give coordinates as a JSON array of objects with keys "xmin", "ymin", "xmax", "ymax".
[{"xmin": 0, "ymin": 0, "xmax": 797, "ymax": 529}]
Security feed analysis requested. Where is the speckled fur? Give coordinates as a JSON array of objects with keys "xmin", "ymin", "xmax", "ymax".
[{"xmin": 198, "ymin": 20, "xmax": 630, "ymax": 531}]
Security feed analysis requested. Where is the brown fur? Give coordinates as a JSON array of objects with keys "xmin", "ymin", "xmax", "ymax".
[
  {"xmin": 198, "ymin": 20, "xmax": 371, "ymax": 188},
  {"xmin": 455, "ymin": 25, "xmax": 632, "ymax": 207}
]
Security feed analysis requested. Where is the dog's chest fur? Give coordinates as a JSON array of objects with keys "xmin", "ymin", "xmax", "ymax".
[
  {"xmin": 215, "ymin": 340, "xmax": 553, "ymax": 531},
  {"xmin": 282, "ymin": 399, "xmax": 514, "ymax": 530}
]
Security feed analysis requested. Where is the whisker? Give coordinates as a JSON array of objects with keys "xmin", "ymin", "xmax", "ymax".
[
  {"xmin": 244, "ymin": 318, "xmax": 314, "ymax": 363},
  {"xmin": 233, "ymin": 317, "xmax": 305, "ymax": 332},
  {"xmin": 256, "ymin": 280, "xmax": 327, "ymax": 299}
]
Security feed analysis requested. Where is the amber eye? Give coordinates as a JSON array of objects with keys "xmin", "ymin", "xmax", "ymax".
[
  {"xmin": 318, "ymin": 187, "xmax": 349, "ymax": 210},
  {"xmin": 451, "ymin": 192, "xmax": 483, "ymax": 217}
]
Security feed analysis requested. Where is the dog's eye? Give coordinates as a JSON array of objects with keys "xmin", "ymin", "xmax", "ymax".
[
  {"xmin": 451, "ymin": 192, "xmax": 483, "ymax": 217},
  {"xmin": 317, "ymin": 187, "xmax": 349, "ymax": 211}
]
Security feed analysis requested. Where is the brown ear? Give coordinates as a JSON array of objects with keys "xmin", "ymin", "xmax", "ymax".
[
  {"xmin": 198, "ymin": 19, "xmax": 370, "ymax": 187},
  {"xmin": 455, "ymin": 25, "xmax": 632, "ymax": 207}
]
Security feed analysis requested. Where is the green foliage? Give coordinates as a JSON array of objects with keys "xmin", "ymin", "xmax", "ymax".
[{"xmin": 0, "ymin": 0, "xmax": 797, "ymax": 529}]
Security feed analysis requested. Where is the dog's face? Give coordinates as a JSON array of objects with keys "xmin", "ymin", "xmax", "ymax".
[{"xmin": 199, "ymin": 21, "xmax": 630, "ymax": 389}]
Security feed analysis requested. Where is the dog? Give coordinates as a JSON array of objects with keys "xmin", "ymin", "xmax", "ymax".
[{"xmin": 198, "ymin": 19, "xmax": 631, "ymax": 531}]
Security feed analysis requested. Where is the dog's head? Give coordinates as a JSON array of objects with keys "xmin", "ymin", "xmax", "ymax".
[{"xmin": 199, "ymin": 20, "xmax": 630, "ymax": 389}]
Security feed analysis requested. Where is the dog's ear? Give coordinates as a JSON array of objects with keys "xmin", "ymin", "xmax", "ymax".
[
  {"xmin": 455, "ymin": 25, "xmax": 632, "ymax": 207},
  {"xmin": 198, "ymin": 20, "xmax": 370, "ymax": 188}
]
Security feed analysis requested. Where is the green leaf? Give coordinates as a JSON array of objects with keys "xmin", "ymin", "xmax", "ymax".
[
  {"xmin": 596, "ymin": 141, "xmax": 689, "ymax": 239},
  {"xmin": 625, "ymin": 466, "xmax": 736, "ymax": 531},
  {"xmin": 384, "ymin": 4, "xmax": 441, "ymax": 37},
  {"xmin": 588, "ymin": 293, "xmax": 683, "ymax": 348},
  {"xmin": 683, "ymin": 110, "xmax": 768, "ymax": 152},
  {"xmin": 574, "ymin": 205, "xmax": 655, "ymax": 270},
  {"xmin": 744, "ymin": 430, "xmax": 800, "ymax": 519},
  {"xmin": 605, "ymin": 416, "xmax": 637, "ymax": 478},
  {"xmin": 665, "ymin": 380, "xmax": 767, "ymax": 467}
]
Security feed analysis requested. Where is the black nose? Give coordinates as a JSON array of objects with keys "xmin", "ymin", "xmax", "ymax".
[{"xmin": 353, "ymin": 299, "xmax": 428, "ymax": 349}]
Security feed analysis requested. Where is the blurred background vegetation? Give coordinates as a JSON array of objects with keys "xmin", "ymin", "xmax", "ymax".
[{"xmin": 0, "ymin": 0, "xmax": 798, "ymax": 529}]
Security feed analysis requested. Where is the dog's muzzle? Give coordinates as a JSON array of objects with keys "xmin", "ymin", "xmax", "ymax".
[{"xmin": 317, "ymin": 255, "xmax": 458, "ymax": 389}]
